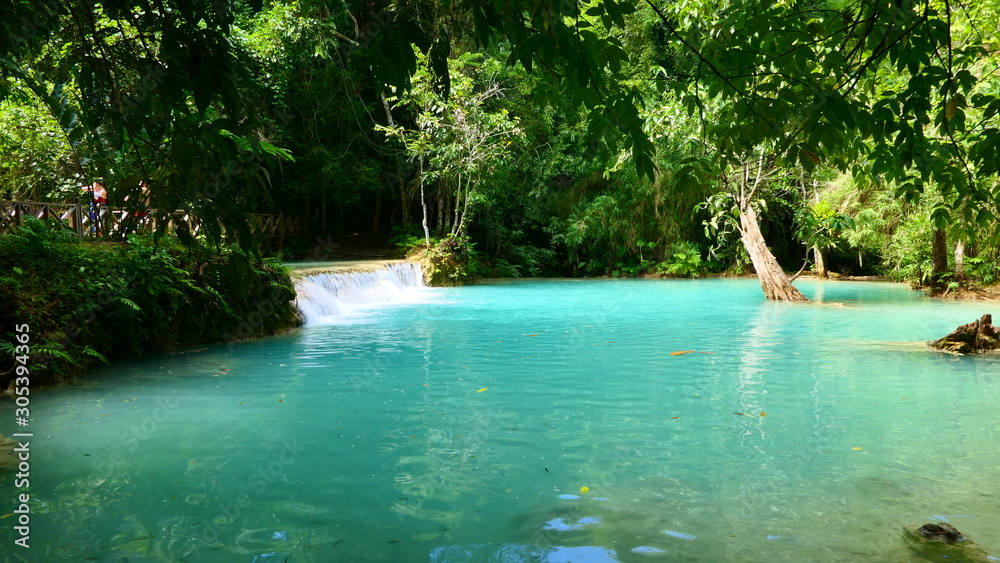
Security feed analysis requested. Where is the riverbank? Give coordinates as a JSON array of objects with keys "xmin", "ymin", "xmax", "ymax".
[{"xmin": 0, "ymin": 220, "xmax": 300, "ymax": 388}]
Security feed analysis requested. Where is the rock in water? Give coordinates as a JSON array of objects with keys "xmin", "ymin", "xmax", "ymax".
[
  {"xmin": 917, "ymin": 522, "xmax": 966, "ymax": 543},
  {"xmin": 929, "ymin": 314, "xmax": 1000, "ymax": 354},
  {"xmin": 903, "ymin": 523, "xmax": 994, "ymax": 562}
]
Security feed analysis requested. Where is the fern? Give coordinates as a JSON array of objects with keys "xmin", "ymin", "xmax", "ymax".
[{"xmin": 113, "ymin": 297, "xmax": 141, "ymax": 312}]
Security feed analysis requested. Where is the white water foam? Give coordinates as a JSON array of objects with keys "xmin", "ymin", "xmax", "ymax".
[{"xmin": 295, "ymin": 262, "xmax": 429, "ymax": 326}]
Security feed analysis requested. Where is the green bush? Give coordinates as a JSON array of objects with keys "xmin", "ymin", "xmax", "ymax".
[
  {"xmin": 656, "ymin": 241, "xmax": 705, "ymax": 278},
  {"xmin": 0, "ymin": 218, "xmax": 299, "ymax": 386}
]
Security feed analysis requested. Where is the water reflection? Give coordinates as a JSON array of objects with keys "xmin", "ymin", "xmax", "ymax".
[{"xmin": 3, "ymin": 279, "xmax": 1000, "ymax": 561}]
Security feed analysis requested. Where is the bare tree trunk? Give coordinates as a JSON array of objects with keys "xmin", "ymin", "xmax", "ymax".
[
  {"xmin": 452, "ymin": 173, "xmax": 462, "ymax": 235},
  {"xmin": 380, "ymin": 92, "xmax": 409, "ymax": 229},
  {"xmin": 931, "ymin": 228, "xmax": 949, "ymax": 281},
  {"xmin": 734, "ymin": 150, "xmax": 807, "ymax": 302},
  {"xmin": 436, "ymin": 182, "xmax": 445, "ymax": 235},
  {"xmin": 814, "ymin": 246, "xmax": 827, "ymax": 278},
  {"xmin": 739, "ymin": 203, "xmax": 808, "ymax": 301},
  {"xmin": 954, "ymin": 239, "xmax": 965, "ymax": 279},
  {"xmin": 454, "ymin": 173, "xmax": 474, "ymax": 238},
  {"xmin": 442, "ymin": 183, "xmax": 452, "ymax": 233},
  {"xmin": 419, "ymin": 156, "xmax": 430, "ymax": 248}
]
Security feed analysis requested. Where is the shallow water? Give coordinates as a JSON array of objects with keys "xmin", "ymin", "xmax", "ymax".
[{"xmin": 3, "ymin": 278, "xmax": 1000, "ymax": 562}]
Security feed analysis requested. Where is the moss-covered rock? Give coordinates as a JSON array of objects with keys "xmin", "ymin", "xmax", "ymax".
[
  {"xmin": 408, "ymin": 237, "xmax": 476, "ymax": 286},
  {"xmin": 903, "ymin": 523, "xmax": 994, "ymax": 562}
]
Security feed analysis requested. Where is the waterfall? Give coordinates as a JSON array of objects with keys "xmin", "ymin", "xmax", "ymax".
[{"xmin": 294, "ymin": 262, "xmax": 428, "ymax": 326}]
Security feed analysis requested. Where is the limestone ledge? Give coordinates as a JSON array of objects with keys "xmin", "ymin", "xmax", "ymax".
[{"xmin": 287, "ymin": 259, "xmax": 411, "ymax": 279}]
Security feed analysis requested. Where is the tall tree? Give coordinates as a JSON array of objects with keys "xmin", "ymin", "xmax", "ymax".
[
  {"xmin": 0, "ymin": 0, "xmax": 289, "ymax": 248},
  {"xmin": 346, "ymin": 0, "xmax": 1000, "ymax": 297}
]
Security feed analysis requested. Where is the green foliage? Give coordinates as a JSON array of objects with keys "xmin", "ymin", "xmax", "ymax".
[
  {"xmin": 656, "ymin": 241, "xmax": 704, "ymax": 278},
  {"xmin": 378, "ymin": 48, "xmax": 525, "ymax": 240},
  {"xmin": 793, "ymin": 201, "xmax": 855, "ymax": 252},
  {"xmin": 1, "ymin": 0, "xmax": 999, "ymax": 301},
  {"xmin": 409, "ymin": 235, "xmax": 482, "ymax": 286},
  {"xmin": 0, "ymin": 218, "xmax": 298, "ymax": 384},
  {"xmin": 0, "ymin": 1, "xmax": 293, "ymax": 250},
  {"xmin": 0, "ymin": 96, "xmax": 80, "ymax": 200},
  {"xmin": 966, "ymin": 257, "xmax": 999, "ymax": 285}
]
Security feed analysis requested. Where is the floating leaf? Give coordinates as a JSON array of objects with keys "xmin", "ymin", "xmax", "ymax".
[
  {"xmin": 671, "ymin": 416, "xmax": 680, "ymax": 420},
  {"xmin": 734, "ymin": 412, "xmax": 757, "ymax": 418},
  {"xmin": 477, "ymin": 388, "xmax": 488, "ymax": 393},
  {"xmin": 852, "ymin": 447, "xmax": 863, "ymax": 451},
  {"xmin": 580, "ymin": 486, "xmax": 590, "ymax": 493},
  {"xmin": 671, "ymin": 350, "xmax": 695, "ymax": 356},
  {"xmin": 760, "ymin": 412, "xmax": 767, "ymax": 417}
]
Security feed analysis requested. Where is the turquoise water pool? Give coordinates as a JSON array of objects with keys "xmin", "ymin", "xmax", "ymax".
[{"xmin": 3, "ymin": 278, "xmax": 999, "ymax": 561}]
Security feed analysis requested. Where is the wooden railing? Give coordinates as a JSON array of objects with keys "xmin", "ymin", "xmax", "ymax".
[
  {"xmin": 0, "ymin": 200, "xmax": 85, "ymax": 235},
  {"xmin": 248, "ymin": 212, "xmax": 305, "ymax": 240},
  {"xmin": 1, "ymin": 200, "xmax": 306, "ymax": 241}
]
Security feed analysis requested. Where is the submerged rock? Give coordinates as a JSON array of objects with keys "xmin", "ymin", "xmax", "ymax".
[
  {"xmin": 916, "ymin": 522, "xmax": 966, "ymax": 543},
  {"xmin": 929, "ymin": 314, "xmax": 1000, "ymax": 354},
  {"xmin": 903, "ymin": 523, "xmax": 994, "ymax": 562}
]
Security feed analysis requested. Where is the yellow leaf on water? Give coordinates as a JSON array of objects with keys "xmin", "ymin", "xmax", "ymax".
[
  {"xmin": 852, "ymin": 447, "xmax": 863, "ymax": 451},
  {"xmin": 760, "ymin": 412, "xmax": 767, "ymax": 417},
  {"xmin": 580, "ymin": 486, "xmax": 589, "ymax": 493},
  {"xmin": 477, "ymin": 388, "xmax": 488, "ymax": 393},
  {"xmin": 671, "ymin": 350, "xmax": 695, "ymax": 356}
]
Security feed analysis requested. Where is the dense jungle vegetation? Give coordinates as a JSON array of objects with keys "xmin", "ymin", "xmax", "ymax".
[
  {"xmin": 2, "ymin": 0, "xmax": 1000, "ymax": 349},
  {"xmin": 0, "ymin": 218, "xmax": 299, "ymax": 384}
]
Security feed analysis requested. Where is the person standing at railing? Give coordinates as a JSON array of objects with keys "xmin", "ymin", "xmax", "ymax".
[
  {"xmin": 80, "ymin": 180, "xmax": 107, "ymax": 236},
  {"xmin": 135, "ymin": 180, "xmax": 150, "ymax": 221}
]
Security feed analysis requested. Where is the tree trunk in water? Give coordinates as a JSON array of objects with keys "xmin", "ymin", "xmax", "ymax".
[
  {"xmin": 739, "ymin": 204, "xmax": 808, "ymax": 301},
  {"xmin": 954, "ymin": 239, "xmax": 965, "ymax": 279},
  {"xmin": 814, "ymin": 246, "xmax": 827, "ymax": 278},
  {"xmin": 931, "ymin": 228, "xmax": 949, "ymax": 281}
]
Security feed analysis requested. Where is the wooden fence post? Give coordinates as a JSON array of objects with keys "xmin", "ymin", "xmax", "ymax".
[{"xmin": 73, "ymin": 197, "xmax": 84, "ymax": 236}]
